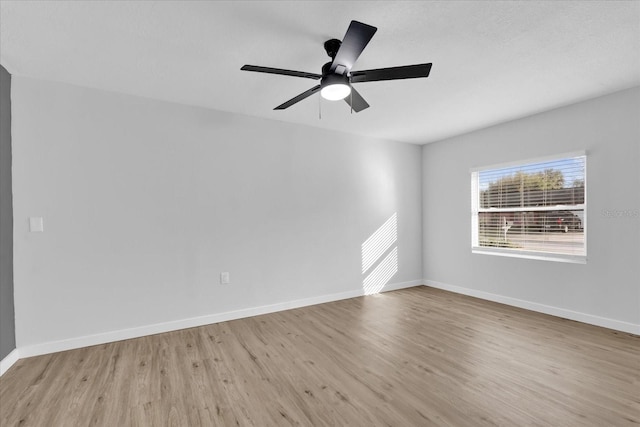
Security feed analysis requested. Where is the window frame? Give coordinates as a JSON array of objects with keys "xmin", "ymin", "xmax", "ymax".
[{"xmin": 470, "ymin": 151, "xmax": 587, "ymax": 264}]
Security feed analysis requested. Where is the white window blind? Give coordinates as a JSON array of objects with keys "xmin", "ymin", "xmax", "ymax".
[{"xmin": 471, "ymin": 153, "xmax": 586, "ymax": 263}]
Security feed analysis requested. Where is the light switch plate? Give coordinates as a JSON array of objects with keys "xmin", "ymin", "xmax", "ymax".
[
  {"xmin": 29, "ymin": 217, "xmax": 44, "ymax": 232},
  {"xmin": 220, "ymin": 272, "xmax": 230, "ymax": 284}
]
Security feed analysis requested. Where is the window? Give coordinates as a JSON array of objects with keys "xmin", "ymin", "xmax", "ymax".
[{"xmin": 471, "ymin": 152, "xmax": 586, "ymax": 263}]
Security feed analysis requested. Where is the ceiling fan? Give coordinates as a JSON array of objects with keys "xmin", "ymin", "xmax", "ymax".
[{"xmin": 241, "ymin": 20, "xmax": 432, "ymax": 113}]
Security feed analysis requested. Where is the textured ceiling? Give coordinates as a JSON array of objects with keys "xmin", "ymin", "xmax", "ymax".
[{"xmin": 1, "ymin": 1, "xmax": 639, "ymax": 144}]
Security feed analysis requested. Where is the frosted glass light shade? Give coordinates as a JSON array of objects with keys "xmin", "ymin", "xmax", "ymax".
[{"xmin": 321, "ymin": 83, "xmax": 351, "ymax": 101}]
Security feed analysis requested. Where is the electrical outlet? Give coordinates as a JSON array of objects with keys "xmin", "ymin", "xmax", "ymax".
[
  {"xmin": 220, "ymin": 272, "xmax": 230, "ymax": 284},
  {"xmin": 29, "ymin": 217, "xmax": 44, "ymax": 232}
]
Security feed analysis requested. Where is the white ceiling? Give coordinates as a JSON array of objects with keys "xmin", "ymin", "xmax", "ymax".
[{"xmin": 1, "ymin": 1, "xmax": 639, "ymax": 144}]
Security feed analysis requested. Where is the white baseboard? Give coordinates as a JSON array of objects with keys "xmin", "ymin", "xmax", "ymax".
[
  {"xmin": 0, "ymin": 348, "xmax": 20, "ymax": 376},
  {"xmin": 424, "ymin": 280, "xmax": 640, "ymax": 335},
  {"xmin": 17, "ymin": 279, "xmax": 422, "ymax": 359}
]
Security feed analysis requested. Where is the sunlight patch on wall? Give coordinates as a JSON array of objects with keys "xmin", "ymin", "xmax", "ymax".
[
  {"xmin": 361, "ymin": 213, "xmax": 397, "ymax": 274},
  {"xmin": 363, "ymin": 247, "xmax": 398, "ymax": 295},
  {"xmin": 362, "ymin": 213, "xmax": 398, "ymax": 295}
]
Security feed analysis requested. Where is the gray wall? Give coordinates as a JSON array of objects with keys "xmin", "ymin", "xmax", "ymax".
[
  {"xmin": 0, "ymin": 65, "xmax": 16, "ymax": 360},
  {"xmin": 423, "ymin": 87, "xmax": 640, "ymax": 330},
  {"xmin": 11, "ymin": 77, "xmax": 423, "ymax": 351},
  {"xmin": 7, "ymin": 74, "xmax": 637, "ymax": 357}
]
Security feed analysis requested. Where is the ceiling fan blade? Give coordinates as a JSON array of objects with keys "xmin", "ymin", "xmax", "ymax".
[
  {"xmin": 241, "ymin": 65, "xmax": 322, "ymax": 80},
  {"xmin": 330, "ymin": 21, "xmax": 377, "ymax": 73},
  {"xmin": 274, "ymin": 85, "xmax": 321, "ymax": 110},
  {"xmin": 344, "ymin": 87, "xmax": 370, "ymax": 112},
  {"xmin": 350, "ymin": 63, "xmax": 432, "ymax": 83}
]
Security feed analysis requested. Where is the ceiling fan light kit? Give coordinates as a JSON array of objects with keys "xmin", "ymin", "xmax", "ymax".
[
  {"xmin": 320, "ymin": 73, "xmax": 351, "ymax": 101},
  {"xmin": 241, "ymin": 20, "xmax": 432, "ymax": 113}
]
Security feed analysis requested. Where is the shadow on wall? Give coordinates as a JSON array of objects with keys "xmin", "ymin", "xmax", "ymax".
[{"xmin": 362, "ymin": 213, "xmax": 398, "ymax": 295}]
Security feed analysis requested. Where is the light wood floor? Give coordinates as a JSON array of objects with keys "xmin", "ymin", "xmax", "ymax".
[{"xmin": 1, "ymin": 287, "xmax": 639, "ymax": 426}]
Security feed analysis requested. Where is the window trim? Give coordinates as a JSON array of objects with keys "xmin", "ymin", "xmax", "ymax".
[{"xmin": 470, "ymin": 151, "xmax": 587, "ymax": 264}]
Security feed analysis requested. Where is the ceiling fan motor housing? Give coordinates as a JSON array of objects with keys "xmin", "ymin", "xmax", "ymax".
[{"xmin": 321, "ymin": 72, "xmax": 349, "ymax": 89}]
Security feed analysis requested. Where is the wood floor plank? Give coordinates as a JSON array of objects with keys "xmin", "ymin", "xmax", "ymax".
[{"xmin": 1, "ymin": 287, "xmax": 638, "ymax": 426}]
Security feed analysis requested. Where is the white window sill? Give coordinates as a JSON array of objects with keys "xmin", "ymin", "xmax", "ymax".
[{"xmin": 472, "ymin": 247, "xmax": 587, "ymax": 264}]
